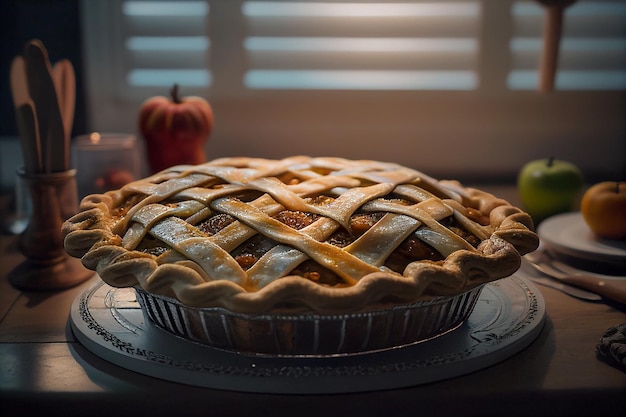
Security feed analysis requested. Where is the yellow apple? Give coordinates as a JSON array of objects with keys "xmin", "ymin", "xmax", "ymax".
[{"xmin": 581, "ymin": 182, "xmax": 626, "ymax": 240}]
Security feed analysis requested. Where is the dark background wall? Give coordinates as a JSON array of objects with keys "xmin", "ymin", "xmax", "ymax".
[{"xmin": 1, "ymin": 0, "xmax": 87, "ymax": 137}]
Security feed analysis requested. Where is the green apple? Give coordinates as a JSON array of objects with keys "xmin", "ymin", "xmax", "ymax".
[{"xmin": 517, "ymin": 157, "xmax": 584, "ymax": 224}]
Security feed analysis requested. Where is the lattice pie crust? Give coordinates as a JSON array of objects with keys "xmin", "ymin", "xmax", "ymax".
[{"xmin": 63, "ymin": 156, "xmax": 538, "ymax": 314}]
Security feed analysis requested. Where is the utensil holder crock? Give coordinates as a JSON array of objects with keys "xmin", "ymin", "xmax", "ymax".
[{"xmin": 9, "ymin": 168, "xmax": 93, "ymax": 291}]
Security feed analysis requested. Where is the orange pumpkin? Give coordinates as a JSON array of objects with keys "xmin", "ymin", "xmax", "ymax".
[
  {"xmin": 139, "ymin": 84, "xmax": 214, "ymax": 173},
  {"xmin": 581, "ymin": 181, "xmax": 626, "ymax": 240}
]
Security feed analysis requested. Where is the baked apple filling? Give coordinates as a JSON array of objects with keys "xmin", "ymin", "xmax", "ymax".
[{"xmin": 130, "ymin": 190, "xmax": 483, "ymax": 289}]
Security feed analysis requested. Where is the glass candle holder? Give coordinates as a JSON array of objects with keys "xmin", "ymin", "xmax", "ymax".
[{"xmin": 72, "ymin": 132, "xmax": 142, "ymax": 198}]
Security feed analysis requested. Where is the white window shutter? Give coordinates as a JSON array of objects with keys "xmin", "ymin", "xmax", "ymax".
[
  {"xmin": 242, "ymin": 1, "xmax": 481, "ymax": 90},
  {"xmin": 80, "ymin": 0, "xmax": 625, "ymax": 182},
  {"xmin": 120, "ymin": 0, "xmax": 212, "ymax": 96},
  {"xmin": 100, "ymin": 0, "xmax": 626, "ymax": 96}
]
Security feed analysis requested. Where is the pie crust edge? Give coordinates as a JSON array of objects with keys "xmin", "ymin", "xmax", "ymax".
[{"xmin": 62, "ymin": 158, "xmax": 539, "ymax": 314}]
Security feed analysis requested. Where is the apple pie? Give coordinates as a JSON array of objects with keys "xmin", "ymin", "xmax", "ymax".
[{"xmin": 63, "ymin": 156, "xmax": 538, "ymax": 355}]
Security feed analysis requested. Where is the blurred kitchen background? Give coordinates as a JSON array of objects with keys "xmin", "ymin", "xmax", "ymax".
[{"xmin": 1, "ymin": 0, "xmax": 625, "ymax": 194}]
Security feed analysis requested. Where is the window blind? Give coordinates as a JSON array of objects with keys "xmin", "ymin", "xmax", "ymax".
[
  {"xmin": 242, "ymin": 1, "xmax": 481, "ymax": 90},
  {"xmin": 121, "ymin": 0, "xmax": 211, "ymax": 92},
  {"xmin": 509, "ymin": 0, "xmax": 626, "ymax": 90},
  {"xmin": 114, "ymin": 0, "xmax": 626, "ymax": 94},
  {"xmin": 81, "ymin": 0, "xmax": 625, "ymax": 182}
]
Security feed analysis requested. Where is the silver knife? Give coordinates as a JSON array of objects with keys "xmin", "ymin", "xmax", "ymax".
[
  {"xmin": 528, "ymin": 276, "xmax": 602, "ymax": 301},
  {"xmin": 544, "ymin": 260, "xmax": 626, "ymax": 305}
]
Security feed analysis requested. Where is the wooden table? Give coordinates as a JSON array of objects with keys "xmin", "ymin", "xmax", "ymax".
[{"xmin": 1, "ymin": 186, "xmax": 625, "ymax": 417}]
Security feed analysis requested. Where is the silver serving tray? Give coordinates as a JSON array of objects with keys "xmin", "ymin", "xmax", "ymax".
[{"xmin": 69, "ymin": 273, "xmax": 545, "ymax": 394}]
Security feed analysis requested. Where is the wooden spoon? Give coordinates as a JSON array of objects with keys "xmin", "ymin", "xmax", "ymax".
[{"xmin": 536, "ymin": 0, "xmax": 576, "ymax": 92}]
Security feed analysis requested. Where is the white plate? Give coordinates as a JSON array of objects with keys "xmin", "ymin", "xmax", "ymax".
[
  {"xmin": 69, "ymin": 274, "xmax": 545, "ymax": 394},
  {"xmin": 538, "ymin": 212, "xmax": 626, "ymax": 266}
]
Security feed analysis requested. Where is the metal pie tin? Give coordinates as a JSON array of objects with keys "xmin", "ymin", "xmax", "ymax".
[{"xmin": 135, "ymin": 285, "xmax": 484, "ymax": 357}]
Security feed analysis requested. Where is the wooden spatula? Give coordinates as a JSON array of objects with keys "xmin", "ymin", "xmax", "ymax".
[
  {"xmin": 24, "ymin": 39, "xmax": 67, "ymax": 172},
  {"xmin": 10, "ymin": 56, "xmax": 30, "ymax": 107},
  {"xmin": 15, "ymin": 101, "xmax": 43, "ymax": 174},
  {"xmin": 11, "ymin": 56, "xmax": 43, "ymax": 174},
  {"xmin": 52, "ymin": 59, "xmax": 76, "ymax": 146}
]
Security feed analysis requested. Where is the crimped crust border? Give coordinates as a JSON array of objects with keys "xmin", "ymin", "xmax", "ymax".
[{"xmin": 63, "ymin": 159, "xmax": 538, "ymax": 314}]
